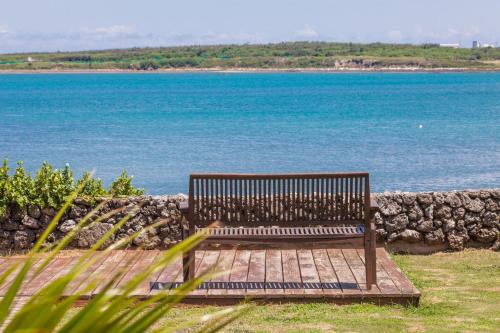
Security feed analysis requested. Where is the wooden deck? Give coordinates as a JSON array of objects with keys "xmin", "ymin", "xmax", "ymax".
[{"xmin": 0, "ymin": 248, "xmax": 420, "ymax": 306}]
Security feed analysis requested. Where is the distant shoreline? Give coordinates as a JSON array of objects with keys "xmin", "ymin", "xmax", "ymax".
[{"xmin": 1, "ymin": 67, "xmax": 500, "ymax": 74}]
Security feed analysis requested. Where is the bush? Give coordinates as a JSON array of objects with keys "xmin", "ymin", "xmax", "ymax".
[
  {"xmin": 32, "ymin": 162, "xmax": 72, "ymax": 209},
  {"xmin": 109, "ymin": 170, "xmax": 145, "ymax": 196},
  {"xmin": 77, "ymin": 171, "xmax": 108, "ymax": 202},
  {"xmin": 138, "ymin": 60, "xmax": 160, "ymax": 70},
  {"xmin": 0, "ymin": 160, "xmax": 10, "ymax": 216},
  {"xmin": 0, "ymin": 160, "xmax": 145, "ymax": 216},
  {"xmin": 9, "ymin": 161, "xmax": 35, "ymax": 209}
]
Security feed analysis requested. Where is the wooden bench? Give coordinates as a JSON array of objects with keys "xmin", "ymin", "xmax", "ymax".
[{"xmin": 178, "ymin": 173, "xmax": 379, "ymax": 289}]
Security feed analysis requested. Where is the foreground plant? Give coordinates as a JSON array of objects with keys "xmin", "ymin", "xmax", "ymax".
[{"xmin": 0, "ymin": 180, "xmax": 249, "ymax": 332}]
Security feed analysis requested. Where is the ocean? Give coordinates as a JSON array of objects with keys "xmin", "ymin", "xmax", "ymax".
[{"xmin": 0, "ymin": 72, "xmax": 499, "ymax": 194}]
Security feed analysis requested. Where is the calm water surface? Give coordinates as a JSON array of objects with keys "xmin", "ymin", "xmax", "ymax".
[{"xmin": 0, "ymin": 73, "xmax": 499, "ymax": 193}]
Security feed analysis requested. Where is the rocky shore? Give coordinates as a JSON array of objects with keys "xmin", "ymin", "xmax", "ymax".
[{"xmin": 0, "ymin": 190, "xmax": 498, "ymax": 253}]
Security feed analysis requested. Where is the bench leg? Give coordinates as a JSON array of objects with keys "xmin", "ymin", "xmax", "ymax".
[
  {"xmin": 182, "ymin": 250, "xmax": 190, "ymax": 282},
  {"xmin": 188, "ymin": 249, "xmax": 196, "ymax": 280},
  {"xmin": 365, "ymin": 224, "xmax": 377, "ymax": 290},
  {"xmin": 182, "ymin": 249, "xmax": 197, "ymax": 282}
]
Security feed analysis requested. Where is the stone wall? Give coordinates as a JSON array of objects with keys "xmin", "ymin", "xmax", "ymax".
[
  {"xmin": 374, "ymin": 189, "xmax": 499, "ymax": 253},
  {"xmin": 0, "ymin": 190, "xmax": 498, "ymax": 253},
  {"xmin": 0, "ymin": 195, "xmax": 186, "ymax": 251}
]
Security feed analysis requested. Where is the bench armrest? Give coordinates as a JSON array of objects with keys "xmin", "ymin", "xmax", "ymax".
[
  {"xmin": 368, "ymin": 196, "xmax": 379, "ymax": 220},
  {"xmin": 176, "ymin": 201, "xmax": 189, "ymax": 214},
  {"xmin": 370, "ymin": 196, "xmax": 379, "ymax": 212}
]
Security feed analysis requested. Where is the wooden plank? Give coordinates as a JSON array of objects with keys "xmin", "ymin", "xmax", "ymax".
[
  {"xmin": 312, "ymin": 249, "xmax": 342, "ymax": 295},
  {"xmin": 227, "ymin": 249, "xmax": 251, "ymax": 296},
  {"xmin": 4, "ymin": 256, "xmax": 49, "ymax": 296},
  {"xmin": 151, "ymin": 254, "xmax": 183, "ymax": 292},
  {"xmin": 0, "ymin": 296, "xmax": 30, "ymax": 330},
  {"xmin": 62, "ymin": 251, "xmax": 110, "ymax": 297},
  {"xmin": 0, "ymin": 257, "xmax": 30, "ymax": 294},
  {"xmin": 297, "ymin": 249, "xmax": 322, "ymax": 296},
  {"xmin": 0, "ymin": 257, "xmax": 16, "ymax": 275},
  {"xmin": 246, "ymin": 249, "xmax": 266, "ymax": 296},
  {"xmin": 207, "ymin": 249, "xmax": 236, "ymax": 296},
  {"xmin": 376, "ymin": 248, "xmax": 420, "ymax": 295},
  {"xmin": 141, "ymin": 251, "xmax": 177, "ymax": 296},
  {"xmin": 265, "ymin": 249, "xmax": 284, "ymax": 296},
  {"xmin": 111, "ymin": 250, "xmax": 147, "ymax": 288},
  {"xmin": 281, "ymin": 249, "xmax": 303, "ymax": 295},
  {"xmin": 130, "ymin": 250, "xmax": 162, "ymax": 297},
  {"xmin": 43, "ymin": 255, "xmax": 80, "ymax": 290},
  {"xmin": 0, "ymin": 257, "xmax": 35, "ymax": 295},
  {"xmin": 152, "ymin": 250, "xmax": 205, "ymax": 295},
  {"xmin": 21, "ymin": 256, "xmax": 73, "ymax": 296},
  {"xmin": 88, "ymin": 250, "xmax": 131, "ymax": 296},
  {"xmin": 326, "ymin": 249, "xmax": 360, "ymax": 294},
  {"xmin": 342, "ymin": 249, "xmax": 381, "ymax": 294},
  {"xmin": 194, "ymin": 250, "xmax": 215, "ymax": 278},
  {"xmin": 191, "ymin": 250, "xmax": 219, "ymax": 297},
  {"xmin": 356, "ymin": 249, "xmax": 400, "ymax": 296}
]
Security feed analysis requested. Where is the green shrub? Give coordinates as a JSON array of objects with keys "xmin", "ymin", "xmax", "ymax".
[
  {"xmin": 0, "ymin": 160, "xmax": 10, "ymax": 216},
  {"xmin": 109, "ymin": 170, "xmax": 145, "ymax": 196},
  {"xmin": 138, "ymin": 60, "xmax": 160, "ymax": 70},
  {"xmin": 9, "ymin": 161, "xmax": 35, "ymax": 209},
  {"xmin": 32, "ymin": 162, "xmax": 72, "ymax": 208},
  {"xmin": 0, "ymin": 160, "xmax": 145, "ymax": 216},
  {"xmin": 77, "ymin": 171, "xmax": 108, "ymax": 199}
]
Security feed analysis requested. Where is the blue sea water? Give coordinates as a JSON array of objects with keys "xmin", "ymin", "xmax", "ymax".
[{"xmin": 0, "ymin": 73, "xmax": 499, "ymax": 194}]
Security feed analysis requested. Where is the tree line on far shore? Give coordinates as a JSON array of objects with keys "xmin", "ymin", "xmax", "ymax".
[{"xmin": 1, "ymin": 42, "xmax": 499, "ymax": 70}]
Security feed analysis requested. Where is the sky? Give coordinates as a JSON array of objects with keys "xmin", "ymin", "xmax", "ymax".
[{"xmin": 1, "ymin": 0, "xmax": 499, "ymax": 53}]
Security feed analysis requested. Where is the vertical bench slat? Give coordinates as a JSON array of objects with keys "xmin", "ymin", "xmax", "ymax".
[
  {"xmin": 247, "ymin": 178, "xmax": 252, "ymax": 225},
  {"xmin": 210, "ymin": 177, "xmax": 214, "ymax": 222},
  {"xmin": 354, "ymin": 176, "xmax": 358, "ymax": 220},
  {"xmin": 344, "ymin": 177, "xmax": 349, "ymax": 220},
  {"xmin": 349, "ymin": 176, "xmax": 353, "ymax": 220},
  {"xmin": 306, "ymin": 177, "xmax": 310, "ymax": 221},
  {"xmin": 201, "ymin": 178, "xmax": 205, "ymax": 224}
]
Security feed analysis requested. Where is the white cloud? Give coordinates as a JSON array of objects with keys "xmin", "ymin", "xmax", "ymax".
[
  {"xmin": 296, "ymin": 24, "xmax": 318, "ymax": 38},
  {"xmin": 387, "ymin": 30, "xmax": 403, "ymax": 41},
  {"xmin": 462, "ymin": 26, "xmax": 480, "ymax": 38},
  {"xmin": 410, "ymin": 25, "xmax": 481, "ymax": 43},
  {"xmin": 0, "ymin": 24, "xmax": 8, "ymax": 34},
  {"xmin": 81, "ymin": 25, "xmax": 136, "ymax": 36},
  {"xmin": 0, "ymin": 28, "xmax": 267, "ymax": 53}
]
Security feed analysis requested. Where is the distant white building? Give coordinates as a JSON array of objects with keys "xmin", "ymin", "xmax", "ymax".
[
  {"xmin": 472, "ymin": 41, "xmax": 496, "ymax": 48},
  {"xmin": 439, "ymin": 43, "xmax": 460, "ymax": 48}
]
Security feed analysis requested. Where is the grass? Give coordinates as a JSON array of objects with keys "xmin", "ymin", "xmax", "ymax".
[{"xmin": 143, "ymin": 249, "xmax": 499, "ymax": 332}]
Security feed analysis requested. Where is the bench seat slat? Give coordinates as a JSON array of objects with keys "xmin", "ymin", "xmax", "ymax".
[{"xmin": 195, "ymin": 225, "xmax": 365, "ymax": 239}]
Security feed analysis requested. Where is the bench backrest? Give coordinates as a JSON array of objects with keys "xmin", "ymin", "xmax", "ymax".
[{"xmin": 188, "ymin": 173, "xmax": 370, "ymax": 227}]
